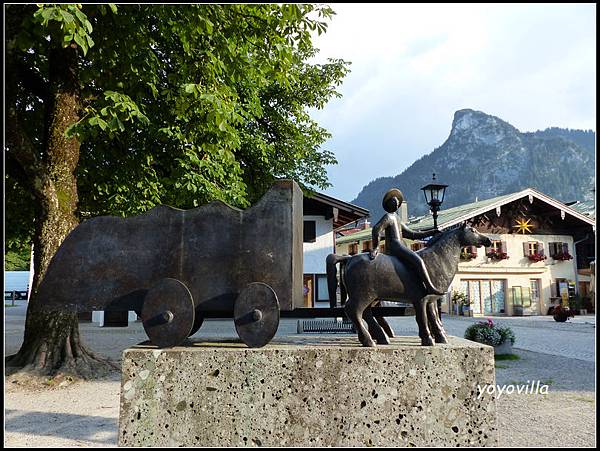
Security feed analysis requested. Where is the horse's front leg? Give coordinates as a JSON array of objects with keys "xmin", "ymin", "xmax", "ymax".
[
  {"xmin": 432, "ymin": 299, "xmax": 449, "ymax": 343},
  {"xmin": 427, "ymin": 300, "xmax": 448, "ymax": 344},
  {"xmin": 415, "ymin": 298, "xmax": 434, "ymax": 346}
]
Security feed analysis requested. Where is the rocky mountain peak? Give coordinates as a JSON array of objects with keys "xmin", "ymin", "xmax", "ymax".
[
  {"xmin": 351, "ymin": 109, "xmax": 595, "ymax": 220},
  {"xmin": 449, "ymin": 108, "xmax": 520, "ymax": 145}
]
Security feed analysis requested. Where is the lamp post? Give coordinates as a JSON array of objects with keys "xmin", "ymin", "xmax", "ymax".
[{"xmin": 420, "ymin": 173, "xmax": 448, "ymax": 230}]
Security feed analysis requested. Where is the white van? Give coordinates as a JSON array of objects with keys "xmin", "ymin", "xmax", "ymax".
[{"xmin": 4, "ymin": 271, "xmax": 31, "ymax": 300}]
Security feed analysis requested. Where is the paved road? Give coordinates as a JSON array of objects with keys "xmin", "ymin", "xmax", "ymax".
[
  {"xmin": 386, "ymin": 314, "xmax": 596, "ymax": 362},
  {"xmin": 5, "ymin": 301, "xmax": 595, "ymax": 362},
  {"xmin": 4, "ymin": 301, "xmax": 595, "ymax": 448}
]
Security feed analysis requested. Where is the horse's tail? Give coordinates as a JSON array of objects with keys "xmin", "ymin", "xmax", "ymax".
[{"xmin": 326, "ymin": 253, "xmax": 350, "ymax": 308}]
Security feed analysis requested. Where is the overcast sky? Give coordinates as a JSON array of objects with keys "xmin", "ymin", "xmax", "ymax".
[{"xmin": 309, "ymin": 3, "xmax": 596, "ymax": 201}]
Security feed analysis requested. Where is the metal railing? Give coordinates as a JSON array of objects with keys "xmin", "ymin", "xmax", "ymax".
[{"xmin": 297, "ymin": 318, "xmax": 356, "ymax": 334}]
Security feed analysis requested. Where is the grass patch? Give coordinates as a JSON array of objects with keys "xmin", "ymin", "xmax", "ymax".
[
  {"xmin": 495, "ymin": 364, "xmax": 509, "ymax": 369},
  {"xmin": 5, "ymin": 304, "xmax": 18, "ymax": 308},
  {"xmin": 541, "ymin": 378, "xmax": 554, "ymax": 386},
  {"xmin": 494, "ymin": 353, "xmax": 520, "ymax": 361},
  {"xmin": 575, "ymin": 397, "xmax": 595, "ymax": 404}
]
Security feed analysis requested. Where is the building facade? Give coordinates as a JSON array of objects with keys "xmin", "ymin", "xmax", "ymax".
[
  {"xmin": 302, "ymin": 192, "xmax": 369, "ymax": 308},
  {"xmin": 335, "ymin": 188, "xmax": 595, "ymax": 317}
]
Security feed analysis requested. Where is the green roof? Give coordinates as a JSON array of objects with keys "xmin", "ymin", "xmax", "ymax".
[
  {"xmin": 569, "ymin": 200, "xmax": 595, "ymax": 219},
  {"xmin": 406, "ymin": 192, "xmax": 517, "ymax": 230},
  {"xmin": 336, "ymin": 228, "xmax": 372, "ymax": 245},
  {"xmin": 336, "ymin": 226, "xmax": 419, "ymax": 247},
  {"xmin": 336, "ymin": 188, "xmax": 595, "ymax": 243}
]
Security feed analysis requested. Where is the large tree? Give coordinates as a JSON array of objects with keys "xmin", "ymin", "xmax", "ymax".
[{"xmin": 5, "ymin": 4, "xmax": 349, "ymax": 377}]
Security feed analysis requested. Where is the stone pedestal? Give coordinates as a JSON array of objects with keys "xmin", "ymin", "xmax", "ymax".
[{"xmin": 118, "ymin": 336, "xmax": 498, "ymax": 447}]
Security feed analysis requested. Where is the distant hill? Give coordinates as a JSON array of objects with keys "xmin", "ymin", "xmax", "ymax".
[{"xmin": 351, "ymin": 109, "xmax": 596, "ymax": 220}]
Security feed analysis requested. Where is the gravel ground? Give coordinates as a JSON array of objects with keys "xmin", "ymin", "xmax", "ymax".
[
  {"xmin": 493, "ymin": 348, "xmax": 595, "ymax": 447},
  {"xmin": 4, "ymin": 305, "xmax": 596, "ymax": 447}
]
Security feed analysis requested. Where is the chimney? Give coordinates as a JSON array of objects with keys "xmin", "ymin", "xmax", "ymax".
[{"xmin": 363, "ymin": 220, "xmax": 370, "ymax": 229}]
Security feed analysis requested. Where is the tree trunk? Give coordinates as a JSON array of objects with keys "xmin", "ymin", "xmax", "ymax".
[{"xmin": 7, "ymin": 44, "xmax": 115, "ymax": 378}]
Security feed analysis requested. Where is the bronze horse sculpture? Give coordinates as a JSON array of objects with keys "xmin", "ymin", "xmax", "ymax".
[{"xmin": 327, "ymin": 223, "xmax": 492, "ymax": 347}]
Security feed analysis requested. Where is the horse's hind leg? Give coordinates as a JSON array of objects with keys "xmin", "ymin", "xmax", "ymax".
[
  {"xmin": 375, "ymin": 316, "xmax": 395, "ymax": 338},
  {"xmin": 415, "ymin": 298, "xmax": 434, "ymax": 346},
  {"xmin": 345, "ymin": 296, "xmax": 376, "ymax": 347},
  {"xmin": 364, "ymin": 306, "xmax": 390, "ymax": 345}
]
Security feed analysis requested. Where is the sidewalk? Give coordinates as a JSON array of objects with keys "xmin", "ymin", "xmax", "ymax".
[{"xmin": 441, "ymin": 312, "xmax": 596, "ymax": 330}]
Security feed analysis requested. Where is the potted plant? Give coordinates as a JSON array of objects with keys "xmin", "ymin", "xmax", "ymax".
[
  {"xmin": 553, "ymin": 303, "xmax": 574, "ymax": 322},
  {"xmin": 461, "ymin": 297, "xmax": 472, "ymax": 316},
  {"xmin": 464, "ymin": 318, "xmax": 516, "ymax": 355},
  {"xmin": 451, "ymin": 291, "xmax": 467, "ymax": 316}
]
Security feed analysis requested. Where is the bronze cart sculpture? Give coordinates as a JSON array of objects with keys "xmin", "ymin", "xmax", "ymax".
[{"xmin": 39, "ymin": 180, "xmax": 304, "ymax": 348}]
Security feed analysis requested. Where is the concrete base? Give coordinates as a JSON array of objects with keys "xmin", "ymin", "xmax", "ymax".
[{"xmin": 118, "ymin": 336, "xmax": 498, "ymax": 447}]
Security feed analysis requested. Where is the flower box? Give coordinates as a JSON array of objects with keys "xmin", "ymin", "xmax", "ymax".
[
  {"xmin": 486, "ymin": 251, "xmax": 509, "ymax": 261},
  {"xmin": 527, "ymin": 253, "xmax": 546, "ymax": 262},
  {"xmin": 460, "ymin": 252, "xmax": 477, "ymax": 261},
  {"xmin": 553, "ymin": 252, "xmax": 573, "ymax": 261}
]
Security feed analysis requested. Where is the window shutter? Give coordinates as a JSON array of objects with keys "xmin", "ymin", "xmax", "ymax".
[
  {"xmin": 485, "ymin": 244, "xmax": 491, "ymax": 254},
  {"xmin": 471, "ymin": 245, "xmax": 477, "ymax": 255},
  {"xmin": 523, "ymin": 242, "xmax": 530, "ymax": 256},
  {"xmin": 548, "ymin": 242, "xmax": 554, "ymax": 257},
  {"xmin": 500, "ymin": 241, "xmax": 507, "ymax": 253},
  {"xmin": 562, "ymin": 242, "xmax": 569, "ymax": 254},
  {"xmin": 538, "ymin": 242, "xmax": 545, "ymax": 257}
]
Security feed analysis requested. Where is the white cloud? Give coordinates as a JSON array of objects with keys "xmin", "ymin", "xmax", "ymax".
[{"xmin": 307, "ymin": 4, "xmax": 596, "ymax": 200}]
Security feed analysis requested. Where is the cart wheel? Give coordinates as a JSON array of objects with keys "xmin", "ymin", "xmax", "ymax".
[
  {"xmin": 234, "ymin": 282, "xmax": 280, "ymax": 348},
  {"xmin": 142, "ymin": 278, "xmax": 194, "ymax": 348},
  {"xmin": 188, "ymin": 313, "xmax": 204, "ymax": 337}
]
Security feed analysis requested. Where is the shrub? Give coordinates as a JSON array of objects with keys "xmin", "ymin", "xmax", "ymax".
[{"xmin": 464, "ymin": 318, "xmax": 516, "ymax": 346}]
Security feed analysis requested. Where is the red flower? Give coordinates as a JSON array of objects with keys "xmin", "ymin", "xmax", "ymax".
[
  {"xmin": 553, "ymin": 252, "xmax": 573, "ymax": 261},
  {"xmin": 528, "ymin": 253, "xmax": 546, "ymax": 262}
]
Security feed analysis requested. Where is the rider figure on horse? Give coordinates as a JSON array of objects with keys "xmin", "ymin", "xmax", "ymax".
[{"xmin": 370, "ymin": 188, "xmax": 445, "ymax": 295}]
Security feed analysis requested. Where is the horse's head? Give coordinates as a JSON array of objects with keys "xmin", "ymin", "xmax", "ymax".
[{"xmin": 457, "ymin": 222, "xmax": 492, "ymax": 248}]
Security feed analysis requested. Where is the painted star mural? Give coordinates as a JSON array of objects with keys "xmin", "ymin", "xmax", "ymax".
[{"xmin": 513, "ymin": 218, "xmax": 533, "ymax": 234}]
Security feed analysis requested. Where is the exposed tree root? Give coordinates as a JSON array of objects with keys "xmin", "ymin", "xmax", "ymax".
[{"xmin": 6, "ymin": 309, "xmax": 118, "ymax": 388}]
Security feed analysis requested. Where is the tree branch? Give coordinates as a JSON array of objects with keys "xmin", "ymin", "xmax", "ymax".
[
  {"xmin": 6, "ymin": 105, "xmax": 52, "ymax": 201},
  {"xmin": 17, "ymin": 60, "xmax": 50, "ymax": 102}
]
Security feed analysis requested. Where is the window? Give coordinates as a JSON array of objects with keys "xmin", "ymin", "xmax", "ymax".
[
  {"xmin": 488, "ymin": 240, "xmax": 506, "ymax": 252},
  {"xmin": 485, "ymin": 240, "xmax": 508, "ymax": 260},
  {"xmin": 303, "ymin": 220, "xmax": 316, "ymax": 243},
  {"xmin": 512, "ymin": 286, "xmax": 522, "ymax": 306},
  {"xmin": 549, "ymin": 242, "xmax": 571, "ymax": 259},
  {"xmin": 460, "ymin": 246, "xmax": 477, "ymax": 260},
  {"xmin": 528, "ymin": 242, "xmax": 539, "ymax": 255},
  {"xmin": 362, "ymin": 240, "xmax": 372, "ymax": 252},
  {"xmin": 523, "ymin": 241, "xmax": 544, "ymax": 257},
  {"xmin": 530, "ymin": 279, "xmax": 540, "ymax": 303},
  {"xmin": 462, "ymin": 279, "xmax": 506, "ymax": 315},
  {"xmin": 521, "ymin": 287, "xmax": 532, "ymax": 308},
  {"xmin": 349, "ymin": 243, "xmax": 358, "ymax": 255},
  {"xmin": 411, "ymin": 242, "xmax": 426, "ymax": 251}
]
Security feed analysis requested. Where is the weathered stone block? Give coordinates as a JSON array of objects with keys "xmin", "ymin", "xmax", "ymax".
[{"xmin": 118, "ymin": 336, "xmax": 498, "ymax": 446}]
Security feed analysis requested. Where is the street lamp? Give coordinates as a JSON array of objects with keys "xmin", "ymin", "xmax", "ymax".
[{"xmin": 420, "ymin": 173, "xmax": 448, "ymax": 230}]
